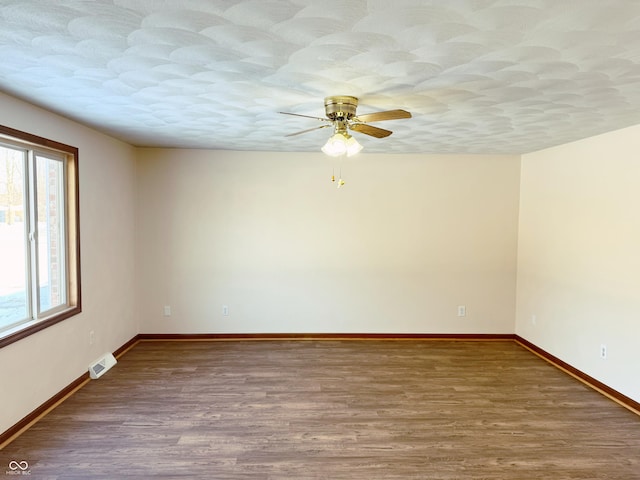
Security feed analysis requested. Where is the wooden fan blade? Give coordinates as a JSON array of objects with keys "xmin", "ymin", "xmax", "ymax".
[
  {"xmin": 279, "ymin": 112, "xmax": 330, "ymax": 122},
  {"xmin": 285, "ymin": 124, "xmax": 332, "ymax": 137},
  {"xmin": 353, "ymin": 109, "xmax": 412, "ymax": 123},
  {"xmin": 350, "ymin": 123, "xmax": 392, "ymax": 138}
]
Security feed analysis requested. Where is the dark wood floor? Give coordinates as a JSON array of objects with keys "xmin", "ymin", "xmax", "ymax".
[{"xmin": 2, "ymin": 340, "xmax": 639, "ymax": 479}]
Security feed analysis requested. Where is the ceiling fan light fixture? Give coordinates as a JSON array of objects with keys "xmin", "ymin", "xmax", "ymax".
[
  {"xmin": 345, "ymin": 135, "xmax": 363, "ymax": 157},
  {"xmin": 321, "ymin": 132, "xmax": 362, "ymax": 157}
]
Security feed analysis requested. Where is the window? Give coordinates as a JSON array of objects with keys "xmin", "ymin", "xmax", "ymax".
[{"xmin": 0, "ymin": 125, "xmax": 80, "ymax": 348}]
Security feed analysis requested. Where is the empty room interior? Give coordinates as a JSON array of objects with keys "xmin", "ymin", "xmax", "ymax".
[{"xmin": 0, "ymin": 1, "xmax": 639, "ymax": 478}]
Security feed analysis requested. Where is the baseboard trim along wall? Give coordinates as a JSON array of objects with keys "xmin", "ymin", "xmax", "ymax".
[
  {"xmin": 137, "ymin": 333, "xmax": 516, "ymax": 341},
  {"xmin": 2, "ymin": 333, "xmax": 638, "ymax": 447},
  {"xmin": 0, "ymin": 335, "xmax": 140, "ymax": 449},
  {"xmin": 514, "ymin": 335, "xmax": 640, "ymax": 415}
]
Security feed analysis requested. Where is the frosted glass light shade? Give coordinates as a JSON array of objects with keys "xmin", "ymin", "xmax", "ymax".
[
  {"xmin": 321, "ymin": 133, "xmax": 362, "ymax": 157},
  {"xmin": 344, "ymin": 135, "xmax": 363, "ymax": 156}
]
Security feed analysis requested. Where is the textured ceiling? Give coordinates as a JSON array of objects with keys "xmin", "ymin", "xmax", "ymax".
[{"xmin": 1, "ymin": 0, "xmax": 640, "ymax": 154}]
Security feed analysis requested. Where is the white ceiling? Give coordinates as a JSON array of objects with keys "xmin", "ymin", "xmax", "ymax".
[{"xmin": 1, "ymin": 0, "xmax": 640, "ymax": 154}]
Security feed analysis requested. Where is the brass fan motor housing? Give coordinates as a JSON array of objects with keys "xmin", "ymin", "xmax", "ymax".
[
  {"xmin": 324, "ymin": 95, "xmax": 358, "ymax": 120},
  {"xmin": 280, "ymin": 96, "xmax": 410, "ymax": 139}
]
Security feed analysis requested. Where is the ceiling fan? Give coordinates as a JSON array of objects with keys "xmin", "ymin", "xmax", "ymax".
[{"xmin": 280, "ymin": 96, "xmax": 412, "ymax": 156}]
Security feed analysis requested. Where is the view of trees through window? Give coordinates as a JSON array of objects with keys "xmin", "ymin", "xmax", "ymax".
[
  {"xmin": 0, "ymin": 143, "xmax": 68, "ymax": 333},
  {"xmin": 0, "ymin": 146, "xmax": 27, "ymax": 325}
]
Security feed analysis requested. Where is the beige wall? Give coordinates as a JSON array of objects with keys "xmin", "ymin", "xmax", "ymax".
[
  {"xmin": 5, "ymin": 84, "xmax": 637, "ymax": 434},
  {"xmin": 136, "ymin": 149, "xmax": 520, "ymax": 334},
  {"xmin": 516, "ymin": 125, "xmax": 640, "ymax": 402},
  {"xmin": 0, "ymin": 93, "xmax": 138, "ymax": 434}
]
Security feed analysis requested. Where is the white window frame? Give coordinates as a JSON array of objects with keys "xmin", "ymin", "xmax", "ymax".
[{"xmin": 0, "ymin": 125, "xmax": 81, "ymax": 348}]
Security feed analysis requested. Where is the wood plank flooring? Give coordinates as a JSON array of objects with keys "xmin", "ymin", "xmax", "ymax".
[{"xmin": 1, "ymin": 340, "xmax": 639, "ymax": 479}]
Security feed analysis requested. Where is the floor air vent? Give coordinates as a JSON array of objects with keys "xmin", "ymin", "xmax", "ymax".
[{"xmin": 89, "ymin": 353, "xmax": 117, "ymax": 379}]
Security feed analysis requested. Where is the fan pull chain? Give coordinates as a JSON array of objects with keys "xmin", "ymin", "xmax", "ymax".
[
  {"xmin": 331, "ymin": 165, "xmax": 345, "ymax": 188},
  {"xmin": 337, "ymin": 166, "xmax": 345, "ymax": 188}
]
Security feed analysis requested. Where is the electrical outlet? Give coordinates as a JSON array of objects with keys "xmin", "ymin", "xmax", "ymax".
[
  {"xmin": 457, "ymin": 305, "xmax": 466, "ymax": 317},
  {"xmin": 600, "ymin": 344, "xmax": 607, "ymax": 359},
  {"xmin": 89, "ymin": 330, "xmax": 95, "ymax": 345},
  {"xmin": 163, "ymin": 305, "xmax": 172, "ymax": 317},
  {"xmin": 531, "ymin": 314, "xmax": 537, "ymax": 326},
  {"xmin": 223, "ymin": 305, "xmax": 229, "ymax": 316}
]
